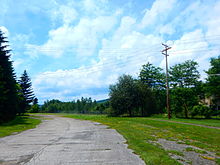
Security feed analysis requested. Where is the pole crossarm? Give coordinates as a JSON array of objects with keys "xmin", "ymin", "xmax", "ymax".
[{"xmin": 162, "ymin": 47, "xmax": 171, "ymax": 52}]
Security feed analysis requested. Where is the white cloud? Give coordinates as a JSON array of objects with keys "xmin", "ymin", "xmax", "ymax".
[
  {"xmin": 159, "ymin": 24, "xmax": 175, "ymax": 35},
  {"xmin": 139, "ymin": 0, "xmax": 177, "ymax": 28},
  {"xmin": 13, "ymin": 58, "xmax": 24, "ymax": 69},
  {"xmin": 160, "ymin": 29, "xmax": 206, "ymax": 67},
  {"xmin": 27, "ymin": 15, "xmax": 117, "ymax": 58},
  {"xmin": 33, "ymin": 13, "xmax": 165, "ymax": 102},
  {"xmin": 53, "ymin": 5, "xmax": 78, "ymax": 24},
  {"xmin": 160, "ymin": 29, "xmax": 220, "ymax": 80},
  {"xmin": 205, "ymin": 1, "xmax": 220, "ymax": 37},
  {"xmin": 82, "ymin": 0, "xmax": 108, "ymax": 15},
  {"xmin": 0, "ymin": 26, "xmax": 9, "ymax": 37},
  {"xmin": 19, "ymin": 0, "xmax": 220, "ymax": 102}
]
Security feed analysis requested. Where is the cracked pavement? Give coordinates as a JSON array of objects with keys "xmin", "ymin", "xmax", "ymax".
[{"xmin": 0, "ymin": 115, "xmax": 145, "ymax": 165}]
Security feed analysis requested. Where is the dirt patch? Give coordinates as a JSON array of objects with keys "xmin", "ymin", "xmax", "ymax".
[{"xmin": 149, "ymin": 138, "xmax": 219, "ymax": 165}]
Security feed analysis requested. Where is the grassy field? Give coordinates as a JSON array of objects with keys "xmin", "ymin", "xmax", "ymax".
[
  {"xmin": 0, "ymin": 115, "xmax": 41, "ymax": 138},
  {"xmin": 150, "ymin": 115, "xmax": 220, "ymax": 127},
  {"xmin": 62, "ymin": 114, "xmax": 220, "ymax": 165}
]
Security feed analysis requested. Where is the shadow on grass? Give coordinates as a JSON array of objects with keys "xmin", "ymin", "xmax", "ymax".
[{"xmin": 0, "ymin": 116, "xmax": 30, "ymax": 126}]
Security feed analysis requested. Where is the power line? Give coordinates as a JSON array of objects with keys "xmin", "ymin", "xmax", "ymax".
[
  {"xmin": 33, "ymin": 46, "xmax": 220, "ymax": 78},
  {"xmin": 23, "ymin": 34, "xmax": 220, "ymax": 52}
]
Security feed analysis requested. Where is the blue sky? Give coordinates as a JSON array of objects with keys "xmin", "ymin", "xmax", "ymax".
[{"xmin": 0, "ymin": 0, "xmax": 220, "ymax": 103}]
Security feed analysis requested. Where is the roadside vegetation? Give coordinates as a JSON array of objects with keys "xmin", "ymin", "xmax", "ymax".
[
  {"xmin": 62, "ymin": 114, "xmax": 220, "ymax": 165},
  {"xmin": 0, "ymin": 115, "xmax": 41, "ymax": 137},
  {"xmin": 39, "ymin": 56, "xmax": 220, "ymax": 120},
  {"xmin": 0, "ymin": 30, "xmax": 39, "ymax": 123}
]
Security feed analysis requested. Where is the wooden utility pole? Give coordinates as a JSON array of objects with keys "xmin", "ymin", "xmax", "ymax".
[{"xmin": 162, "ymin": 43, "xmax": 171, "ymax": 119}]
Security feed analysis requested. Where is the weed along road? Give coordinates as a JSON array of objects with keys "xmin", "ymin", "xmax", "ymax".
[{"xmin": 0, "ymin": 115, "xmax": 145, "ymax": 165}]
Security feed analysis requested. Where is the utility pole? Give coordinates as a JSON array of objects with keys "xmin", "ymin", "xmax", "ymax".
[{"xmin": 162, "ymin": 43, "xmax": 171, "ymax": 119}]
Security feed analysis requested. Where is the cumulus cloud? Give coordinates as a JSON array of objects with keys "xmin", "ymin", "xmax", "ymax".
[
  {"xmin": 82, "ymin": 0, "xmax": 109, "ymax": 15},
  {"xmin": 33, "ymin": 14, "xmax": 164, "ymax": 102},
  {"xmin": 0, "ymin": 26, "xmax": 9, "ymax": 37},
  {"xmin": 160, "ymin": 29, "xmax": 220, "ymax": 80},
  {"xmin": 28, "ymin": 15, "xmax": 117, "ymax": 58},
  {"xmin": 52, "ymin": 5, "xmax": 78, "ymax": 24},
  {"xmin": 139, "ymin": 0, "xmax": 177, "ymax": 28},
  {"xmin": 20, "ymin": 0, "xmax": 220, "ymax": 102}
]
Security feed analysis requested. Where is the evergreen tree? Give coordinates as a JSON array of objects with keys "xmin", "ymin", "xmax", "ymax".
[
  {"xmin": 18, "ymin": 70, "xmax": 35, "ymax": 113},
  {"xmin": 0, "ymin": 30, "xmax": 18, "ymax": 122}
]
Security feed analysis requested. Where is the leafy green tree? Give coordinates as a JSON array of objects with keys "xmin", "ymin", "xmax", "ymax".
[
  {"xmin": 40, "ymin": 98, "xmax": 98, "ymax": 114},
  {"xmin": 28, "ymin": 98, "xmax": 40, "ymax": 113},
  {"xmin": 18, "ymin": 70, "xmax": 35, "ymax": 113},
  {"xmin": 0, "ymin": 30, "xmax": 18, "ymax": 122},
  {"xmin": 169, "ymin": 60, "xmax": 200, "ymax": 88},
  {"xmin": 109, "ymin": 74, "xmax": 137, "ymax": 116},
  {"xmin": 171, "ymin": 87, "xmax": 198, "ymax": 118},
  {"xmin": 205, "ymin": 56, "xmax": 220, "ymax": 107},
  {"xmin": 191, "ymin": 105, "xmax": 213, "ymax": 118},
  {"xmin": 139, "ymin": 63, "xmax": 166, "ymax": 113},
  {"xmin": 139, "ymin": 62, "xmax": 165, "ymax": 89},
  {"xmin": 169, "ymin": 60, "xmax": 200, "ymax": 118},
  {"xmin": 136, "ymin": 80, "xmax": 157, "ymax": 116}
]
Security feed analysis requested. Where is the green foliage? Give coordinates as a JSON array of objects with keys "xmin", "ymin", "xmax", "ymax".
[
  {"xmin": 0, "ymin": 30, "xmax": 19, "ymax": 123},
  {"xmin": 169, "ymin": 60, "xmax": 200, "ymax": 118},
  {"xmin": 171, "ymin": 87, "xmax": 199, "ymax": 118},
  {"xmin": 191, "ymin": 105, "xmax": 213, "ymax": 118},
  {"xmin": 139, "ymin": 62, "xmax": 165, "ymax": 89},
  {"xmin": 109, "ymin": 75, "xmax": 157, "ymax": 116},
  {"xmin": 40, "ymin": 97, "xmax": 102, "ymax": 114},
  {"xmin": 18, "ymin": 70, "xmax": 35, "ymax": 114},
  {"xmin": 109, "ymin": 75, "xmax": 138, "ymax": 116},
  {"xmin": 169, "ymin": 60, "xmax": 200, "ymax": 88},
  {"xmin": 136, "ymin": 80, "xmax": 157, "ymax": 116},
  {"xmin": 28, "ymin": 104, "xmax": 40, "ymax": 113},
  {"xmin": 205, "ymin": 56, "xmax": 220, "ymax": 108},
  {"xmin": 139, "ymin": 63, "xmax": 166, "ymax": 113}
]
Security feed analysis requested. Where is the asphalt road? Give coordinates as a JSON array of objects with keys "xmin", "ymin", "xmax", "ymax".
[{"xmin": 0, "ymin": 115, "xmax": 145, "ymax": 165}]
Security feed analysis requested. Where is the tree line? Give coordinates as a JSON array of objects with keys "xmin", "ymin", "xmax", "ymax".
[
  {"xmin": 0, "ymin": 30, "xmax": 36, "ymax": 123},
  {"xmin": 40, "ymin": 97, "xmax": 109, "ymax": 114},
  {"xmin": 109, "ymin": 57, "xmax": 220, "ymax": 118},
  {"xmin": 40, "ymin": 56, "xmax": 220, "ymax": 118},
  {"xmin": 2, "ymin": 28, "xmax": 219, "ymax": 120}
]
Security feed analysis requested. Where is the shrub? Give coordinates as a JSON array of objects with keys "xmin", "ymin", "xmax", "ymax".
[{"xmin": 191, "ymin": 105, "xmax": 213, "ymax": 118}]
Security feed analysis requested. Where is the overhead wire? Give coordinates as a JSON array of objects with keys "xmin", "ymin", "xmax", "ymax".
[
  {"xmin": 34, "ymin": 45, "xmax": 220, "ymax": 78},
  {"xmin": 24, "ymin": 34, "xmax": 220, "ymax": 52}
]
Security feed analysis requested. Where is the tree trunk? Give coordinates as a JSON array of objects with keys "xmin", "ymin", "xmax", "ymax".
[
  {"xmin": 141, "ymin": 106, "xmax": 144, "ymax": 117},
  {"xmin": 183, "ymin": 102, "xmax": 188, "ymax": 118},
  {"xmin": 129, "ymin": 109, "xmax": 132, "ymax": 117}
]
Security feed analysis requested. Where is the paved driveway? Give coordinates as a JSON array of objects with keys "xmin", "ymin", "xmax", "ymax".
[{"xmin": 0, "ymin": 115, "xmax": 145, "ymax": 165}]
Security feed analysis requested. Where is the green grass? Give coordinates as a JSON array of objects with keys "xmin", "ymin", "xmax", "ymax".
[
  {"xmin": 0, "ymin": 115, "xmax": 41, "ymax": 137},
  {"xmin": 61, "ymin": 114, "xmax": 220, "ymax": 165},
  {"xmin": 185, "ymin": 147, "xmax": 207, "ymax": 154},
  {"xmin": 151, "ymin": 117, "xmax": 220, "ymax": 127},
  {"xmin": 168, "ymin": 150, "xmax": 184, "ymax": 156}
]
